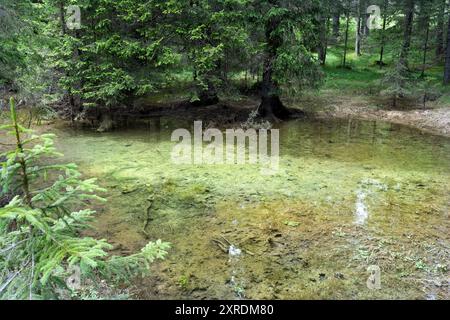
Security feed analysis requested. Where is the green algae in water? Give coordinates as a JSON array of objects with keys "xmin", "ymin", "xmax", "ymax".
[{"xmin": 52, "ymin": 117, "xmax": 450, "ymax": 299}]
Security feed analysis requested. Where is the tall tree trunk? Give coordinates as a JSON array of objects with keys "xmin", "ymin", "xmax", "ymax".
[
  {"xmin": 342, "ymin": 8, "xmax": 350, "ymax": 68},
  {"xmin": 419, "ymin": 1, "xmax": 430, "ymax": 78},
  {"xmin": 362, "ymin": 0, "xmax": 370, "ymax": 37},
  {"xmin": 355, "ymin": 1, "xmax": 362, "ymax": 56},
  {"xmin": 318, "ymin": 15, "xmax": 329, "ymax": 65},
  {"xmin": 421, "ymin": 23, "xmax": 430, "ymax": 77},
  {"xmin": 58, "ymin": 1, "xmax": 67, "ymax": 35},
  {"xmin": 378, "ymin": 0, "xmax": 388, "ymax": 69},
  {"xmin": 444, "ymin": 11, "xmax": 450, "ymax": 84},
  {"xmin": 257, "ymin": 2, "xmax": 290, "ymax": 119},
  {"xmin": 399, "ymin": 0, "xmax": 415, "ymax": 68},
  {"xmin": 58, "ymin": 1, "xmax": 78, "ymax": 122},
  {"xmin": 435, "ymin": 0, "xmax": 446, "ymax": 60}
]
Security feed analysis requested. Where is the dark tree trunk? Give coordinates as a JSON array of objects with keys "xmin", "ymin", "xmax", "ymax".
[
  {"xmin": 318, "ymin": 15, "xmax": 329, "ymax": 65},
  {"xmin": 420, "ymin": 13, "xmax": 430, "ymax": 78},
  {"xmin": 435, "ymin": 0, "xmax": 446, "ymax": 60},
  {"xmin": 192, "ymin": 63, "xmax": 219, "ymax": 106},
  {"xmin": 378, "ymin": 0, "xmax": 388, "ymax": 69},
  {"xmin": 355, "ymin": 1, "xmax": 362, "ymax": 57},
  {"xmin": 258, "ymin": 54, "xmax": 290, "ymax": 119},
  {"xmin": 342, "ymin": 9, "xmax": 350, "ymax": 68},
  {"xmin": 257, "ymin": 1, "xmax": 290, "ymax": 119},
  {"xmin": 195, "ymin": 79, "xmax": 219, "ymax": 106},
  {"xmin": 421, "ymin": 25, "xmax": 430, "ymax": 77},
  {"xmin": 444, "ymin": 12, "xmax": 450, "ymax": 84},
  {"xmin": 58, "ymin": 1, "xmax": 67, "ymax": 35},
  {"xmin": 399, "ymin": 0, "xmax": 415, "ymax": 68},
  {"xmin": 361, "ymin": 0, "xmax": 370, "ymax": 37},
  {"xmin": 58, "ymin": 1, "xmax": 79, "ymax": 122}
]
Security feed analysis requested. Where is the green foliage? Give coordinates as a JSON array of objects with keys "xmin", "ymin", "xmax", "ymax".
[
  {"xmin": 253, "ymin": 0, "xmax": 324, "ymax": 96},
  {"xmin": 381, "ymin": 62, "xmax": 413, "ymax": 105},
  {"xmin": 2, "ymin": 0, "xmax": 450, "ymax": 113},
  {"xmin": 51, "ymin": 0, "xmax": 181, "ymax": 107},
  {"xmin": 0, "ymin": 98, "xmax": 170, "ymax": 299}
]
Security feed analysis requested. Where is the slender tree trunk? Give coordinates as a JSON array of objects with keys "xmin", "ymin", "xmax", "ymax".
[
  {"xmin": 58, "ymin": 1, "xmax": 67, "ymax": 35},
  {"xmin": 318, "ymin": 15, "xmax": 329, "ymax": 65},
  {"xmin": 399, "ymin": 0, "xmax": 415, "ymax": 68},
  {"xmin": 58, "ymin": 1, "xmax": 74, "ymax": 121},
  {"xmin": 379, "ymin": 0, "xmax": 388, "ymax": 69},
  {"xmin": 355, "ymin": 2, "xmax": 362, "ymax": 57},
  {"xmin": 435, "ymin": 0, "xmax": 446, "ymax": 60},
  {"xmin": 444, "ymin": 11, "xmax": 450, "ymax": 84},
  {"xmin": 342, "ymin": 9, "xmax": 350, "ymax": 68},
  {"xmin": 257, "ymin": 2, "xmax": 290, "ymax": 119},
  {"xmin": 58, "ymin": 1, "xmax": 81, "ymax": 122},
  {"xmin": 362, "ymin": 0, "xmax": 370, "ymax": 37},
  {"xmin": 421, "ymin": 18, "xmax": 430, "ymax": 78}
]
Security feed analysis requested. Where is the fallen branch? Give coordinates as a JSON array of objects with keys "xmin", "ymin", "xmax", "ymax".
[
  {"xmin": 211, "ymin": 239, "xmax": 228, "ymax": 253},
  {"xmin": 142, "ymin": 197, "xmax": 154, "ymax": 238},
  {"xmin": 212, "ymin": 235, "xmax": 255, "ymax": 256}
]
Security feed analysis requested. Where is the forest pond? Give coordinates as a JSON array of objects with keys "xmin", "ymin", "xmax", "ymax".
[{"xmin": 50, "ymin": 117, "xmax": 450, "ymax": 300}]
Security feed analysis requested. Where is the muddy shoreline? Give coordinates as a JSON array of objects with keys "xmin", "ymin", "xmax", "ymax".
[
  {"xmin": 73, "ymin": 95, "xmax": 450, "ymax": 137},
  {"xmin": 290, "ymin": 93, "xmax": 450, "ymax": 138},
  {"xmin": 313, "ymin": 104, "xmax": 450, "ymax": 138}
]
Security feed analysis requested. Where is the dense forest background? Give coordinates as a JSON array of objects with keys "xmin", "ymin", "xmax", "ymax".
[{"xmin": 1, "ymin": 0, "xmax": 449, "ymax": 124}]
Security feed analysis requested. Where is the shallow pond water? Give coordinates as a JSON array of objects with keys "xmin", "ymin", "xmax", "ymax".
[{"xmin": 51, "ymin": 117, "xmax": 450, "ymax": 299}]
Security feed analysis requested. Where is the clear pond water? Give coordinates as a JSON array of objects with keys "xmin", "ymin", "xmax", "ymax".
[{"xmin": 51, "ymin": 117, "xmax": 450, "ymax": 299}]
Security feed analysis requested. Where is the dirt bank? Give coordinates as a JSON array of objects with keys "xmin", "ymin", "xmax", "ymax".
[
  {"xmin": 3, "ymin": 91, "xmax": 449, "ymax": 137},
  {"xmin": 92, "ymin": 93, "xmax": 450, "ymax": 137},
  {"xmin": 294, "ymin": 93, "xmax": 450, "ymax": 137}
]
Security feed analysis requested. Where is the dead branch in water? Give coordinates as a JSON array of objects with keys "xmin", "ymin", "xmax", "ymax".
[
  {"xmin": 142, "ymin": 197, "xmax": 154, "ymax": 238},
  {"xmin": 212, "ymin": 235, "xmax": 255, "ymax": 256}
]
